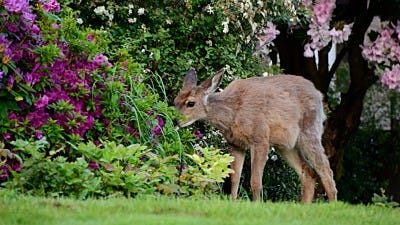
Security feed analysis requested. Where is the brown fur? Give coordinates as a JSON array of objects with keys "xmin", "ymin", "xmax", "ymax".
[{"xmin": 174, "ymin": 68, "xmax": 337, "ymax": 203}]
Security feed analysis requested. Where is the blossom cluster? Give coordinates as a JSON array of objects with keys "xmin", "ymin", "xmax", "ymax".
[
  {"xmin": 257, "ymin": 21, "xmax": 280, "ymax": 56},
  {"xmin": 215, "ymin": 0, "xmax": 302, "ymax": 41},
  {"xmin": 0, "ymin": 0, "xmax": 166, "ymax": 180},
  {"xmin": 304, "ymin": 0, "xmax": 353, "ymax": 57},
  {"xmin": 362, "ymin": 17, "xmax": 400, "ymax": 90}
]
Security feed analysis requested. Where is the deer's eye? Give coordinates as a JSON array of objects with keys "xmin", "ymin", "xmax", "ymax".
[{"xmin": 187, "ymin": 101, "xmax": 195, "ymax": 107}]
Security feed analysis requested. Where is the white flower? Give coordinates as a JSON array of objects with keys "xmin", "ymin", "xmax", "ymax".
[
  {"xmin": 128, "ymin": 18, "xmax": 136, "ymax": 24},
  {"xmin": 222, "ymin": 19, "xmax": 229, "ymax": 33},
  {"xmin": 76, "ymin": 18, "xmax": 83, "ymax": 24},
  {"xmin": 270, "ymin": 155, "xmax": 278, "ymax": 161},
  {"xmin": 138, "ymin": 8, "xmax": 145, "ymax": 15},
  {"xmin": 128, "ymin": 4, "xmax": 134, "ymax": 9},
  {"xmin": 94, "ymin": 6, "xmax": 106, "ymax": 15},
  {"xmin": 204, "ymin": 4, "xmax": 214, "ymax": 14},
  {"xmin": 205, "ymin": 40, "xmax": 213, "ymax": 46},
  {"xmin": 166, "ymin": 19, "xmax": 173, "ymax": 25}
]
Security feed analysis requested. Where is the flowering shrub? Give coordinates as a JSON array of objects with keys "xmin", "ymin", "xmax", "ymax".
[
  {"xmin": 62, "ymin": 0, "xmax": 269, "ymax": 94},
  {"xmin": 0, "ymin": 0, "xmax": 234, "ymax": 197}
]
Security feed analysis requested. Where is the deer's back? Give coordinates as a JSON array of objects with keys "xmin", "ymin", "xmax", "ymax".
[{"xmin": 209, "ymin": 75, "xmax": 324, "ymax": 149}]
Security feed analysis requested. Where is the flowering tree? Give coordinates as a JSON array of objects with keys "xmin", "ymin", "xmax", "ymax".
[
  {"xmin": 217, "ymin": 0, "xmax": 400, "ymax": 174},
  {"xmin": 277, "ymin": 0, "xmax": 400, "ymax": 173}
]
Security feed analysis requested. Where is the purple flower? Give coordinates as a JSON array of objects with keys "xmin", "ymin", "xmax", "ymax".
[
  {"xmin": 0, "ymin": 166, "xmax": 9, "ymax": 181},
  {"xmin": 26, "ymin": 109, "xmax": 50, "ymax": 129},
  {"xmin": 6, "ymin": 23, "xmax": 20, "ymax": 33},
  {"xmin": 34, "ymin": 95, "xmax": 49, "ymax": 109},
  {"xmin": 3, "ymin": 133, "xmax": 11, "ymax": 140},
  {"xmin": 21, "ymin": 11, "xmax": 36, "ymax": 23},
  {"xmin": 9, "ymin": 159, "xmax": 21, "ymax": 172},
  {"xmin": 3, "ymin": 0, "xmax": 30, "ymax": 13},
  {"xmin": 0, "ymin": 71, "xmax": 3, "ymax": 80},
  {"xmin": 8, "ymin": 112, "xmax": 19, "ymax": 121},
  {"xmin": 36, "ymin": 130, "xmax": 43, "ymax": 139},
  {"xmin": 151, "ymin": 116, "xmax": 165, "ymax": 135},
  {"xmin": 88, "ymin": 160, "xmax": 99, "ymax": 170},
  {"xmin": 40, "ymin": 0, "xmax": 60, "ymax": 13},
  {"xmin": 194, "ymin": 130, "xmax": 203, "ymax": 139},
  {"xmin": 7, "ymin": 75, "xmax": 14, "ymax": 89},
  {"xmin": 30, "ymin": 24, "xmax": 41, "ymax": 35}
]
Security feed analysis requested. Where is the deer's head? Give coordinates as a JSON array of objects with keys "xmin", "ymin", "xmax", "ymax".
[{"xmin": 174, "ymin": 68, "xmax": 225, "ymax": 128}]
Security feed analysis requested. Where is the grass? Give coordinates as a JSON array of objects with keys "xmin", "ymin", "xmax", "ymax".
[{"xmin": 0, "ymin": 191, "xmax": 399, "ymax": 225}]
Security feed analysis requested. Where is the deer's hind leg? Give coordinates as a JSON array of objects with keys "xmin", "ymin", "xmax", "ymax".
[
  {"xmin": 297, "ymin": 134, "xmax": 337, "ymax": 202},
  {"xmin": 278, "ymin": 148, "xmax": 317, "ymax": 204}
]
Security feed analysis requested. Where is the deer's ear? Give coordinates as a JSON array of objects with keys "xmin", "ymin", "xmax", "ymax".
[
  {"xmin": 201, "ymin": 68, "xmax": 225, "ymax": 94},
  {"xmin": 183, "ymin": 68, "xmax": 197, "ymax": 90}
]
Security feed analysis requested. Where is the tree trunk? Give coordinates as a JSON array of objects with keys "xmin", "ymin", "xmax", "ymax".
[{"xmin": 276, "ymin": 5, "xmax": 378, "ymax": 178}]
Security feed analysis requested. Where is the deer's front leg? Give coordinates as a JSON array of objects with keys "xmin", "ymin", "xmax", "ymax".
[
  {"xmin": 250, "ymin": 143, "xmax": 269, "ymax": 201},
  {"xmin": 229, "ymin": 145, "xmax": 245, "ymax": 200}
]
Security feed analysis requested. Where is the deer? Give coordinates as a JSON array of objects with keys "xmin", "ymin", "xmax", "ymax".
[{"xmin": 174, "ymin": 68, "xmax": 337, "ymax": 204}]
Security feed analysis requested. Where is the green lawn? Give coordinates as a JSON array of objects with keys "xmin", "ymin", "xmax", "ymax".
[{"xmin": 1, "ymin": 191, "xmax": 399, "ymax": 225}]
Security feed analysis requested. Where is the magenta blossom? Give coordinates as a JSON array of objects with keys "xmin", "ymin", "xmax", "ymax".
[
  {"xmin": 36, "ymin": 130, "xmax": 43, "ymax": 139},
  {"xmin": 87, "ymin": 33, "xmax": 95, "ymax": 42},
  {"xmin": 40, "ymin": 0, "xmax": 60, "ymax": 13},
  {"xmin": 3, "ymin": 0, "xmax": 30, "ymax": 14},
  {"xmin": 0, "ymin": 166, "xmax": 9, "ymax": 181},
  {"xmin": 194, "ymin": 130, "xmax": 202, "ymax": 139},
  {"xmin": 3, "ymin": 133, "xmax": 11, "ymax": 140},
  {"xmin": 151, "ymin": 116, "xmax": 165, "ymax": 135},
  {"xmin": 88, "ymin": 160, "xmax": 99, "ymax": 170},
  {"xmin": 35, "ymin": 95, "xmax": 49, "ymax": 109}
]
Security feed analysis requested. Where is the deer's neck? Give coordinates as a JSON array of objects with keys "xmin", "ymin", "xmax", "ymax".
[{"xmin": 204, "ymin": 92, "xmax": 236, "ymax": 132}]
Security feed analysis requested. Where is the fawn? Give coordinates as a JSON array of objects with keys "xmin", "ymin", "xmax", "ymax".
[{"xmin": 174, "ymin": 68, "xmax": 337, "ymax": 203}]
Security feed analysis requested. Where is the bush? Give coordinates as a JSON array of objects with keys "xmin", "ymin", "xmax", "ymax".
[
  {"xmin": 61, "ymin": 0, "xmax": 268, "ymax": 97},
  {"xmin": 2, "ymin": 138, "xmax": 233, "ymax": 198},
  {"xmin": 0, "ymin": 0, "xmax": 233, "ymax": 198},
  {"xmin": 337, "ymin": 128, "xmax": 400, "ymax": 204}
]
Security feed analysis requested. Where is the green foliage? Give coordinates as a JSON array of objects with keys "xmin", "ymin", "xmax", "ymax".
[
  {"xmin": 3, "ymin": 138, "xmax": 233, "ymax": 198},
  {"xmin": 60, "ymin": 0, "xmax": 268, "ymax": 98},
  {"xmin": 338, "ymin": 128, "xmax": 400, "ymax": 204},
  {"xmin": 235, "ymin": 150, "xmax": 301, "ymax": 202},
  {"xmin": 372, "ymin": 188, "xmax": 399, "ymax": 208}
]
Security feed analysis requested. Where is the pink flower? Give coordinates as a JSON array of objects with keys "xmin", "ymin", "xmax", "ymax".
[
  {"xmin": 51, "ymin": 23, "xmax": 61, "ymax": 29},
  {"xmin": 381, "ymin": 65, "xmax": 400, "ymax": 89},
  {"xmin": 304, "ymin": 44, "xmax": 314, "ymax": 58},
  {"xmin": 87, "ymin": 34, "xmax": 95, "ymax": 42},
  {"xmin": 260, "ymin": 22, "xmax": 280, "ymax": 44},
  {"xmin": 396, "ymin": 21, "xmax": 400, "ymax": 40}
]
